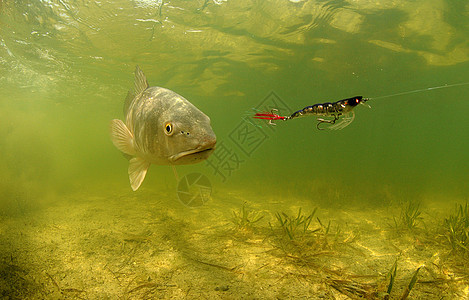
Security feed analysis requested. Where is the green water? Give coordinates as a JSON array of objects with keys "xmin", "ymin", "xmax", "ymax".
[{"xmin": 1, "ymin": 0, "xmax": 469, "ymax": 298}]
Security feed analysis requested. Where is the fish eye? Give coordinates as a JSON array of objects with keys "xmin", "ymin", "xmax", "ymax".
[{"xmin": 164, "ymin": 122, "xmax": 173, "ymax": 135}]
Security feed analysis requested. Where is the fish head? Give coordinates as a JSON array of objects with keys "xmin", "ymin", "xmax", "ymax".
[{"xmin": 158, "ymin": 102, "xmax": 216, "ymax": 165}]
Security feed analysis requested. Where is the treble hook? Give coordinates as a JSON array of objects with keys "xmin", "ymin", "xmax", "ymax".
[
  {"xmin": 316, "ymin": 115, "xmax": 339, "ymax": 130},
  {"xmin": 268, "ymin": 109, "xmax": 278, "ymax": 125}
]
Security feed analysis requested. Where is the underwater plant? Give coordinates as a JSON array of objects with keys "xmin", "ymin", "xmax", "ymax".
[
  {"xmin": 275, "ymin": 207, "xmax": 317, "ymax": 241},
  {"xmin": 394, "ymin": 200, "xmax": 422, "ymax": 230},
  {"xmin": 271, "ymin": 207, "xmax": 357, "ymax": 254},
  {"xmin": 401, "ymin": 267, "xmax": 421, "ymax": 300},
  {"xmin": 231, "ymin": 203, "xmax": 264, "ymax": 230},
  {"xmin": 383, "ymin": 259, "xmax": 397, "ymax": 300},
  {"xmin": 382, "ymin": 259, "xmax": 421, "ymax": 300},
  {"xmin": 444, "ymin": 202, "xmax": 469, "ymax": 253}
]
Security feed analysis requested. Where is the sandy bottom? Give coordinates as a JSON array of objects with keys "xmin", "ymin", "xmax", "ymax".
[{"xmin": 1, "ymin": 186, "xmax": 468, "ymax": 299}]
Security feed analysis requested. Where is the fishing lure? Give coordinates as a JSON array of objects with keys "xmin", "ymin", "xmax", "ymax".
[
  {"xmin": 253, "ymin": 82, "xmax": 469, "ymax": 130},
  {"xmin": 254, "ymin": 96, "xmax": 369, "ymax": 130}
]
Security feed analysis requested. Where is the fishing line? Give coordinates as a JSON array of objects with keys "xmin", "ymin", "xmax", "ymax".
[
  {"xmin": 250, "ymin": 81, "xmax": 469, "ymax": 130},
  {"xmin": 369, "ymin": 81, "xmax": 469, "ymax": 100}
]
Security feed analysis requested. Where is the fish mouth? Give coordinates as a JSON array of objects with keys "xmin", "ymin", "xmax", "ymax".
[{"xmin": 170, "ymin": 146, "xmax": 216, "ymax": 163}]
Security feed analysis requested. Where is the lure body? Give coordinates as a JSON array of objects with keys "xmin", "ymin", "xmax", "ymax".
[{"xmin": 288, "ymin": 96, "xmax": 365, "ymax": 119}]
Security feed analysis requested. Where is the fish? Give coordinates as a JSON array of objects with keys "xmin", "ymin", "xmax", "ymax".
[{"xmin": 110, "ymin": 66, "xmax": 216, "ymax": 191}]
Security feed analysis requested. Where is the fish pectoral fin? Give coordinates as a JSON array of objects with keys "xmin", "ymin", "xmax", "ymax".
[
  {"xmin": 110, "ymin": 119, "xmax": 136, "ymax": 156},
  {"xmin": 128, "ymin": 157, "xmax": 151, "ymax": 191}
]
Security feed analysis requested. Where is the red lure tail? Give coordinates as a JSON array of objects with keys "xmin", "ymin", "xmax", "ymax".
[{"xmin": 253, "ymin": 112, "xmax": 287, "ymax": 121}]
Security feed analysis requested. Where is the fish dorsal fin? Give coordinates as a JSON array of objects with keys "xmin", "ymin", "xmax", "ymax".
[
  {"xmin": 123, "ymin": 66, "xmax": 149, "ymax": 115},
  {"xmin": 128, "ymin": 157, "xmax": 151, "ymax": 191},
  {"xmin": 110, "ymin": 119, "xmax": 136, "ymax": 156},
  {"xmin": 134, "ymin": 65, "xmax": 149, "ymax": 96}
]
